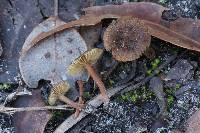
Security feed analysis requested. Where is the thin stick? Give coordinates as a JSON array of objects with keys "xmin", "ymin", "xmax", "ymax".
[
  {"xmin": 0, "ymin": 105, "xmax": 72, "ymax": 114},
  {"xmin": 54, "ymin": 84, "xmax": 128, "ymax": 133}
]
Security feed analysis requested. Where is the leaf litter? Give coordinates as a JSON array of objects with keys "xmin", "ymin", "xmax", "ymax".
[{"xmin": 1, "ymin": 1, "xmax": 200, "ymax": 133}]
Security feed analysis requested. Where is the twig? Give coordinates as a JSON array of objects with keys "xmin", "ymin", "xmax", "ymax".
[
  {"xmin": 3, "ymin": 86, "xmax": 32, "ymax": 106},
  {"xmin": 0, "ymin": 105, "xmax": 72, "ymax": 114},
  {"xmin": 54, "ymin": 53, "xmax": 177, "ymax": 133},
  {"xmin": 54, "ymin": 84, "xmax": 128, "ymax": 133}
]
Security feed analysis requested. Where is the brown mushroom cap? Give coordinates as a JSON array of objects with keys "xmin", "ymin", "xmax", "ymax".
[
  {"xmin": 67, "ymin": 48, "xmax": 103, "ymax": 76},
  {"xmin": 48, "ymin": 82, "xmax": 70, "ymax": 105},
  {"xmin": 103, "ymin": 16, "xmax": 151, "ymax": 61}
]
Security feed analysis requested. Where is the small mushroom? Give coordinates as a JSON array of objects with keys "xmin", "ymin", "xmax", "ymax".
[
  {"xmin": 48, "ymin": 82, "xmax": 82, "ymax": 109},
  {"xmin": 67, "ymin": 48, "xmax": 109, "ymax": 103},
  {"xmin": 103, "ymin": 16, "xmax": 151, "ymax": 61}
]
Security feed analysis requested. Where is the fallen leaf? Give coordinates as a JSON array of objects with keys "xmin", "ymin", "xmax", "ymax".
[
  {"xmin": 79, "ymin": 24, "xmax": 102, "ymax": 50},
  {"xmin": 84, "ymin": 2, "xmax": 200, "ymax": 44},
  {"xmin": 19, "ymin": 17, "xmax": 88, "ymax": 88},
  {"xmin": 102, "ymin": 16, "xmax": 200, "ymax": 60},
  {"xmin": 144, "ymin": 19, "xmax": 200, "ymax": 52},
  {"xmin": 22, "ymin": 14, "xmax": 118, "ymax": 54},
  {"xmin": 0, "ymin": 0, "xmax": 97, "ymax": 83},
  {"xmin": 21, "ymin": 17, "xmax": 66, "ymax": 55},
  {"xmin": 84, "ymin": 2, "xmax": 166, "ymax": 23},
  {"xmin": 185, "ymin": 109, "xmax": 200, "ymax": 133},
  {"xmin": 168, "ymin": 18, "xmax": 200, "ymax": 42},
  {"xmin": 13, "ymin": 89, "xmax": 52, "ymax": 133}
]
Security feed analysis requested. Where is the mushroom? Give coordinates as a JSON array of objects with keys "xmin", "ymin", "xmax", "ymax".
[
  {"xmin": 104, "ymin": 16, "xmax": 200, "ymax": 62},
  {"xmin": 19, "ymin": 0, "xmax": 89, "ymax": 116},
  {"xmin": 48, "ymin": 81, "xmax": 82, "ymax": 109},
  {"xmin": 67, "ymin": 48, "xmax": 109, "ymax": 103},
  {"xmin": 103, "ymin": 16, "xmax": 151, "ymax": 61}
]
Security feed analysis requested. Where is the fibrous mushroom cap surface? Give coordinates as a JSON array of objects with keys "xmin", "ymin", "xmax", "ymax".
[
  {"xmin": 67, "ymin": 48, "xmax": 103, "ymax": 76},
  {"xmin": 103, "ymin": 16, "xmax": 151, "ymax": 61},
  {"xmin": 48, "ymin": 82, "xmax": 70, "ymax": 105}
]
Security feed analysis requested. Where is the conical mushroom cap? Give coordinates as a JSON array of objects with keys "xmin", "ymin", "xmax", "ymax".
[
  {"xmin": 48, "ymin": 82, "xmax": 70, "ymax": 105},
  {"xmin": 67, "ymin": 48, "xmax": 103, "ymax": 76},
  {"xmin": 103, "ymin": 16, "xmax": 151, "ymax": 61}
]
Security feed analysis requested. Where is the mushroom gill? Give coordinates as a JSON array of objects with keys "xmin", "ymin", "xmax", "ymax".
[{"xmin": 103, "ymin": 16, "xmax": 151, "ymax": 62}]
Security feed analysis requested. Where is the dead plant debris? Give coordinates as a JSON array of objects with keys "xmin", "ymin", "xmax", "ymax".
[{"xmin": 1, "ymin": 1, "xmax": 200, "ymax": 133}]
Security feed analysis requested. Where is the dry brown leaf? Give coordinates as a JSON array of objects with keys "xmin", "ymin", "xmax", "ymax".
[
  {"xmin": 144, "ymin": 19, "xmax": 200, "ymax": 52},
  {"xmin": 84, "ymin": 2, "xmax": 200, "ymax": 47},
  {"xmin": 168, "ymin": 18, "xmax": 200, "ymax": 42},
  {"xmin": 185, "ymin": 109, "xmax": 200, "ymax": 133},
  {"xmin": 22, "ymin": 14, "xmax": 118, "ymax": 55},
  {"xmin": 13, "ymin": 89, "xmax": 52, "ymax": 133},
  {"xmin": 84, "ymin": 2, "xmax": 166, "ymax": 23}
]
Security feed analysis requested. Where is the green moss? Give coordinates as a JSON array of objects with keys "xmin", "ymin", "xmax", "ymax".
[
  {"xmin": 159, "ymin": 0, "xmax": 166, "ymax": 4},
  {"xmin": 175, "ymin": 84, "xmax": 181, "ymax": 90},
  {"xmin": 83, "ymin": 92, "xmax": 91, "ymax": 99},
  {"xmin": 167, "ymin": 95, "xmax": 174, "ymax": 107},
  {"xmin": 146, "ymin": 70, "xmax": 152, "ymax": 76},
  {"xmin": 147, "ymin": 58, "xmax": 161, "ymax": 76},
  {"xmin": 0, "ymin": 83, "xmax": 11, "ymax": 90},
  {"xmin": 151, "ymin": 58, "xmax": 161, "ymax": 69},
  {"xmin": 119, "ymin": 86, "xmax": 154, "ymax": 103},
  {"xmin": 165, "ymin": 85, "xmax": 181, "ymax": 108}
]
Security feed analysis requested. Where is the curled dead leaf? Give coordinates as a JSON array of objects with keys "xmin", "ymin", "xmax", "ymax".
[
  {"xmin": 84, "ymin": 2, "xmax": 166, "ymax": 23},
  {"xmin": 21, "ymin": 14, "xmax": 118, "ymax": 55},
  {"xmin": 102, "ymin": 16, "xmax": 200, "ymax": 61},
  {"xmin": 13, "ymin": 89, "xmax": 52, "ymax": 133},
  {"xmin": 144, "ymin": 19, "xmax": 200, "ymax": 52},
  {"xmin": 84, "ymin": 2, "xmax": 200, "ymax": 52},
  {"xmin": 185, "ymin": 109, "xmax": 200, "ymax": 133},
  {"xmin": 19, "ymin": 28, "xmax": 88, "ymax": 88}
]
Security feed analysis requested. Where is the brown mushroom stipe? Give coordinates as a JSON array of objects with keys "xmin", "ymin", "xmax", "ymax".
[
  {"xmin": 48, "ymin": 82, "xmax": 82, "ymax": 110},
  {"xmin": 103, "ymin": 16, "xmax": 151, "ymax": 62},
  {"xmin": 68, "ymin": 48, "xmax": 109, "ymax": 103}
]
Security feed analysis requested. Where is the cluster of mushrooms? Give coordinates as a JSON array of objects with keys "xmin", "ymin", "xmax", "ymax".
[
  {"xmin": 19, "ymin": 1, "xmax": 200, "ymax": 119},
  {"xmin": 48, "ymin": 48, "xmax": 109, "ymax": 117}
]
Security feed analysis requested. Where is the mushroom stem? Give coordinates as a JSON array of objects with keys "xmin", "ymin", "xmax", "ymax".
[
  {"xmin": 77, "ymin": 80, "xmax": 84, "ymax": 97},
  {"xmin": 84, "ymin": 64, "xmax": 109, "ymax": 103},
  {"xmin": 58, "ymin": 95, "xmax": 82, "ymax": 110}
]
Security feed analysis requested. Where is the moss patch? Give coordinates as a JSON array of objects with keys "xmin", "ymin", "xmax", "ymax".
[
  {"xmin": 0, "ymin": 83, "xmax": 12, "ymax": 91},
  {"xmin": 119, "ymin": 86, "xmax": 155, "ymax": 104}
]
